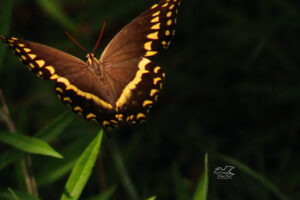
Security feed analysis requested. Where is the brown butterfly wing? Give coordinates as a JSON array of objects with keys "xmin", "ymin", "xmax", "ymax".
[
  {"xmin": 0, "ymin": 35, "xmax": 114, "ymax": 123},
  {"xmin": 100, "ymin": 0, "xmax": 181, "ymax": 63}
]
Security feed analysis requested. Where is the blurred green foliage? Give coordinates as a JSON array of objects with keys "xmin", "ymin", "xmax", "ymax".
[{"xmin": 0, "ymin": 0, "xmax": 299, "ymax": 199}]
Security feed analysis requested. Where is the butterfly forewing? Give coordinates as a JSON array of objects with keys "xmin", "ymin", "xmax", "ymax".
[
  {"xmin": 100, "ymin": 0, "xmax": 181, "ymax": 63},
  {"xmin": 0, "ymin": 35, "xmax": 114, "ymax": 122}
]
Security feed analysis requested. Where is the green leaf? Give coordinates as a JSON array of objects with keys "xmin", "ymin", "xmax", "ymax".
[
  {"xmin": 0, "ymin": 0, "xmax": 13, "ymax": 71},
  {"xmin": 61, "ymin": 129, "xmax": 104, "ymax": 200},
  {"xmin": 0, "ymin": 131, "xmax": 63, "ymax": 159},
  {"xmin": 36, "ymin": 0, "xmax": 76, "ymax": 32},
  {"xmin": 35, "ymin": 111, "xmax": 74, "ymax": 142},
  {"xmin": 218, "ymin": 154, "xmax": 289, "ymax": 200},
  {"xmin": 193, "ymin": 153, "xmax": 209, "ymax": 200}
]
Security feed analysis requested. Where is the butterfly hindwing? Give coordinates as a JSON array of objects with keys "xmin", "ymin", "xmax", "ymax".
[
  {"xmin": 100, "ymin": 0, "xmax": 181, "ymax": 63},
  {"xmin": 100, "ymin": 57, "xmax": 165, "ymax": 127}
]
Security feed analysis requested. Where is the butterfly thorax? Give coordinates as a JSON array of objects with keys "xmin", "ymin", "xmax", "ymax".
[{"xmin": 86, "ymin": 53, "xmax": 103, "ymax": 77}]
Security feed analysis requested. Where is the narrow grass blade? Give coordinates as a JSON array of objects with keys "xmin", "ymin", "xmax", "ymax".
[
  {"xmin": 60, "ymin": 129, "xmax": 104, "ymax": 200},
  {"xmin": 0, "ymin": 0, "xmax": 13, "ymax": 70},
  {"xmin": 172, "ymin": 164, "xmax": 190, "ymax": 200},
  {"xmin": 110, "ymin": 139, "xmax": 140, "ymax": 200},
  {"xmin": 0, "ymin": 151, "xmax": 23, "ymax": 170},
  {"xmin": 36, "ymin": 0, "xmax": 76, "ymax": 32},
  {"xmin": 218, "ymin": 154, "xmax": 289, "ymax": 200},
  {"xmin": 145, "ymin": 196, "xmax": 156, "ymax": 200},
  {"xmin": 37, "ymin": 133, "xmax": 94, "ymax": 186},
  {"xmin": 35, "ymin": 111, "xmax": 74, "ymax": 142},
  {"xmin": 87, "ymin": 185, "xmax": 117, "ymax": 200},
  {"xmin": 0, "ymin": 188, "xmax": 40, "ymax": 200},
  {"xmin": 0, "ymin": 131, "xmax": 63, "ymax": 159},
  {"xmin": 193, "ymin": 153, "xmax": 209, "ymax": 200}
]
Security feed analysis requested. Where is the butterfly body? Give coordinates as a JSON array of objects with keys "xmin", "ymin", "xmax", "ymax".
[{"xmin": 0, "ymin": 0, "xmax": 181, "ymax": 129}]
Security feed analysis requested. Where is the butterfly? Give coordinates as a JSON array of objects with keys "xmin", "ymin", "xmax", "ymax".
[{"xmin": 0, "ymin": 0, "xmax": 181, "ymax": 130}]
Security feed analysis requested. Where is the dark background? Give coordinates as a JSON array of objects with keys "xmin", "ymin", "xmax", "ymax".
[{"xmin": 0, "ymin": 0, "xmax": 300, "ymax": 199}]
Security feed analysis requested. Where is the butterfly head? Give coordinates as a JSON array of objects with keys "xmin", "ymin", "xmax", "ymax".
[{"xmin": 85, "ymin": 53, "xmax": 98, "ymax": 66}]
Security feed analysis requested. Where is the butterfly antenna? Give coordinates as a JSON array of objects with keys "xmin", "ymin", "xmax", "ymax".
[
  {"xmin": 64, "ymin": 30, "xmax": 88, "ymax": 53},
  {"xmin": 92, "ymin": 21, "xmax": 107, "ymax": 53}
]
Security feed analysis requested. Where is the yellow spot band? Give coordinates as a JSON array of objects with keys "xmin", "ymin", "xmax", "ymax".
[
  {"xmin": 151, "ymin": 16, "xmax": 159, "ymax": 23},
  {"xmin": 147, "ymin": 32, "xmax": 159, "ymax": 40},
  {"xmin": 144, "ymin": 41, "xmax": 152, "ymax": 51}
]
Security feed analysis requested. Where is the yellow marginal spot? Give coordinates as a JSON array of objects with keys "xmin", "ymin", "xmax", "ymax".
[
  {"xmin": 152, "ymin": 11, "xmax": 160, "ymax": 17},
  {"xmin": 86, "ymin": 113, "xmax": 96, "ymax": 119},
  {"xmin": 57, "ymin": 94, "xmax": 61, "ymax": 100},
  {"xmin": 45, "ymin": 66, "xmax": 55, "ymax": 74},
  {"xmin": 175, "ymin": 9, "xmax": 178, "ymax": 14},
  {"xmin": 162, "ymin": 2, "xmax": 168, "ymax": 7},
  {"xmin": 15, "ymin": 48, "xmax": 21, "ymax": 53},
  {"xmin": 8, "ymin": 39, "xmax": 14, "ymax": 43},
  {"xmin": 162, "ymin": 40, "xmax": 167, "ymax": 45},
  {"xmin": 110, "ymin": 119, "xmax": 118, "ymax": 124},
  {"xmin": 18, "ymin": 43, "xmax": 25, "ymax": 47},
  {"xmin": 137, "ymin": 113, "xmax": 146, "ymax": 120},
  {"xmin": 9, "ymin": 43, "xmax": 14, "ymax": 47},
  {"xmin": 147, "ymin": 31, "xmax": 159, "ymax": 40},
  {"xmin": 153, "ymin": 77, "xmax": 162, "ymax": 85},
  {"xmin": 116, "ymin": 58, "xmax": 151, "ymax": 108},
  {"xmin": 162, "ymin": 72, "xmax": 166, "ymax": 78},
  {"xmin": 21, "ymin": 55, "xmax": 27, "ymax": 60},
  {"xmin": 167, "ymin": 41, "xmax": 171, "ymax": 46},
  {"xmin": 74, "ymin": 106, "xmax": 83, "ymax": 112},
  {"xmin": 165, "ymin": 30, "xmax": 171, "ymax": 36},
  {"xmin": 167, "ymin": 19, "xmax": 172, "ymax": 26},
  {"xmin": 28, "ymin": 54, "xmax": 37, "ymax": 60},
  {"xmin": 50, "ymin": 74, "xmax": 59, "ymax": 80},
  {"xmin": 160, "ymin": 82, "xmax": 163, "ymax": 89},
  {"xmin": 151, "ymin": 4, "xmax": 158, "ymax": 9},
  {"xmin": 115, "ymin": 114, "xmax": 123, "ymax": 121},
  {"xmin": 169, "ymin": 4, "xmax": 175, "ymax": 9},
  {"xmin": 55, "ymin": 87, "xmax": 63, "ymax": 93},
  {"xmin": 38, "ymin": 71, "xmax": 43, "ymax": 76},
  {"xmin": 151, "ymin": 16, "xmax": 159, "ymax": 23},
  {"xmin": 151, "ymin": 22, "xmax": 160, "ymax": 30},
  {"xmin": 145, "ymin": 51, "xmax": 157, "ymax": 57},
  {"xmin": 143, "ymin": 100, "xmax": 153, "ymax": 107},
  {"xmin": 166, "ymin": 11, "xmax": 172, "ymax": 17},
  {"xmin": 150, "ymin": 89, "xmax": 159, "ymax": 96},
  {"xmin": 103, "ymin": 120, "xmax": 110, "ymax": 127},
  {"xmin": 155, "ymin": 95, "xmax": 159, "ymax": 101},
  {"xmin": 63, "ymin": 97, "xmax": 72, "ymax": 103},
  {"xmin": 23, "ymin": 48, "xmax": 31, "ymax": 53},
  {"xmin": 154, "ymin": 66, "xmax": 161, "ymax": 73},
  {"xmin": 36, "ymin": 60, "xmax": 45, "ymax": 68},
  {"xmin": 144, "ymin": 41, "xmax": 152, "ymax": 51},
  {"xmin": 172, "ymin": 30, "xmax": 176, "ymax": 36},
  {"xmin": 29, "ymin": 63, "xmax": 35, "ymax": 69},
  {"xmin": 11, "ymin": 37, "xmax": 17, "ymax": 40}
]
